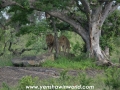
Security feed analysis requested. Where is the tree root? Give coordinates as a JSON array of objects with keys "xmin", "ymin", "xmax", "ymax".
[{"xmin": 96, "ymin": 59, "xmax": 120, "ymax": 68}]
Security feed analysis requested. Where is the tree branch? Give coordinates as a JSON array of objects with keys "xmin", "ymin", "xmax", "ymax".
[
  {"xmin": 8, "ymin": 41, "xmax": 34, "ymax": 55},
  {"xmin": 47, "ymin": 10, "xmax": 88, "ymax": 37},
  {"xmin": 0, "ymin": 0, "xmax": 24, "ymax": 8},
  {"xmin": 80, "ymin": 0, "xmax": 91, "ymax": 14},
  {"xmin": 91, "ymin": 5, "xmax": 103, "ymax": 23},
  {"xmin": 0, "ymin": 41, "xmax": 8, "ymax": 56},
  {"xmin": 0, "ymin": 0, "xmax": 15, "ymax": 8},
  {"xmin": 100, "ymin": 1, "xmax": 113, "ymax": 26},
  {"xmin": 109, "ymin": 3, "xmax": 120, "ymax": 14},
  {"xmin": 80, "ymin": 0, "xmax": 92, "ymax": 22}
]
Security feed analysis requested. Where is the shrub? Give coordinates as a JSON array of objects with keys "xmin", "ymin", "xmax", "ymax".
[
  {"xmin": 59, "ymin": 70, "xmax": 70, "ymax": 81},
  {"xmin": 78, "ymin": 73, "xmax": 92, "ymax": 86},
  {"xmin": 18, "ymin": 76, "xmax": 39, "ymax": 90},
  {"xmin": 104, "ymin": 68, "xmax": 120, "ymax": 90}
]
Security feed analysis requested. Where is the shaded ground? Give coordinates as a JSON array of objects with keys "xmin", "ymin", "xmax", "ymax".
[{"xmin": 0, "ymin": 66, "xmax": 103, "ymax": 87}]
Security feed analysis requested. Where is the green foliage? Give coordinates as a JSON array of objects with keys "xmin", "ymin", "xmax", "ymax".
[
  {"xmin": 78, "ymin": 73, "xmax": 92, "ymax": 87},
  {"xmin": 14, "ymin": 21, "xmax": 48, "ymax": 53},
  {"xmin": 116, "ymin": 0, "xmax": 120, "ymax": 3},
  {"xmin": 59, "ymin": 70, "xmax": 70, "ymax": 81},
  {"xmin": 0, "ymin": 54, "xmax": 13, "ymax": 66},
  {"xmin": 16, "ymin": 21, "xmax": 48, "ymax": 36},
  {"xmin": 0, "ymin": 29, "xmax": 5, "ymax": 42},
  {"xmin": 56, "ymin": 22, "xmax": 70, "ymax": 31},
  {"xmin": 100, "ymin": 35, "xmax": 115, "ymax": 54},
  {"xmin": 104, "ymin": 68, "xmax": 120, "ymax": 90},
  {"xmin": 72, "ymin": 41, "xmax": 84, "ymax": 55},
  {"xmin": 35, "ymin": 0, "xmax": 69, "ymax": 11},
  {"xmin": 1, "ymin": 82, "xmax": 10, "ymax": 90},
  {"xmin": 18, "ymin": 76, "xmax": 39, "ymax": 90},
  {"xmin": 0, "ymin": 24, "xmax": 47, "ymax": 58},
  {"xmin": 25, "ymin": 35, "xmax": 36, "ymax": 47},
  {"xmin": 31, "ymin": 36, "xmax": 46, "ymax": 53},
  {"xmin": 8, "ymin": 5, "xmax": 33, "ymax": 25},
  {"xmin": 23, "ymin": 33, "xmax": 46, "ymax": 54},
  {"xmin": 101, "ymin": 10, "xmax": 120, "ymax": 53},
  {"xmin": 0, "ymin": 26, "xmax": 46, "ymax": 58},
  {"xmin": 15, "ymin": 0, "xmax": 29, "ymax": 7}
]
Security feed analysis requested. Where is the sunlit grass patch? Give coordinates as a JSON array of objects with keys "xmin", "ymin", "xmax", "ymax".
[{"xmin": 41, "ymin": 56, "xmax": 97, "ymax": 70}]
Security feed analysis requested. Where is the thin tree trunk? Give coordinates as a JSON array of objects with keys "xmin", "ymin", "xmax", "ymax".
[{"xmin": 52, "ymin": 17, "xmax": 59, "ymax": 58}]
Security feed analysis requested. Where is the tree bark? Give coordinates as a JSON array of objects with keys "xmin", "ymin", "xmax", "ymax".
[{"xmin": 88, "ymin": 22, "xmax": 112, "ymax": 65}]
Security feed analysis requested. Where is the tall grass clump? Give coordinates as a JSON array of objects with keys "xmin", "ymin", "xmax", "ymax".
[
  {"xmin": 104, "ymin": 67, "xmax": 120, "ymax": 90},
  {"xmin": 78, "ymin": 73, "xmax": 92, "ymax": 86},
  {"xmin": 17, "ymin": 76, "xmax": 39, "ymax": 90},
  {"xmin": 0, "ymin": 82, "xmax": 11, "ymax": 90}
]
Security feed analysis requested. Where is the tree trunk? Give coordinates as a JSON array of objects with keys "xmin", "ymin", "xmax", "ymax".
[
  {"xmin": 52, "ymin": 17, "xmax": 59, "ymax": 58},
  {"xmin": 86, "ymin": 22, "xmax": 112, "ymax": 66}
]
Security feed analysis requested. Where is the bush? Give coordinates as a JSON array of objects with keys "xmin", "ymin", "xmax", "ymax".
[
  {"xmin": 104, "ymin": 68, "xmax": 120, "ymax": 90},
  {"xmin": 18, "ymin": 76, "xmax": 39, "ymax": 90},
  {"xmin": 59, "ymin": 70, "xmax": 70, "ymax": 81},
  {"xmin": 78, "ymin": 73, "xmax": 92, "ymax": 86}
]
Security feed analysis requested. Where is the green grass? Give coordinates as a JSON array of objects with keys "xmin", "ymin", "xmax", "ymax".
[{"xmin": 41, "ymin": 56, "xmax": 97, "ymax": 70}]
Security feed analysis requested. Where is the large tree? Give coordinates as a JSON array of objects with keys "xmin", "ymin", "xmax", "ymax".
[{"xmin": 0, "ymin": 0, "xmax": 120, "ymax": 65}]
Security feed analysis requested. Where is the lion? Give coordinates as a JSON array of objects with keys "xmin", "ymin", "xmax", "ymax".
[
  {"xmin": 58, "ymin": 35, "xmax": 70, "ymax": 54},
  {"xmin": 46, "ymin": 34, "xmax": 70, "ymax": 54},
  {"xmin": 46, "ymin": 34, "xmax": 54, "ymax": 52}
]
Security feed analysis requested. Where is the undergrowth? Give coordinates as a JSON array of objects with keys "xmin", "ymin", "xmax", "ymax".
[
  {"xmin": 1, "ymin": 67, "xmax": 120, "ymax": 90},
  {"xmin": 1, "ymin": 71, "xmax": 94, "ymax": 90},
  {"xmin": 41, "ymin": 56, "xmax": 98, "ymax": 70},
  {"xmin": 0, "ymin": 54, "xmax": 13, "ymax": 67}
]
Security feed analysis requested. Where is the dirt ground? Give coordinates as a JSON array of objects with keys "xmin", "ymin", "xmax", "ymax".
[{"xmin": 0, "ymin": 66, "xmax": 103, "ymax": 87}]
